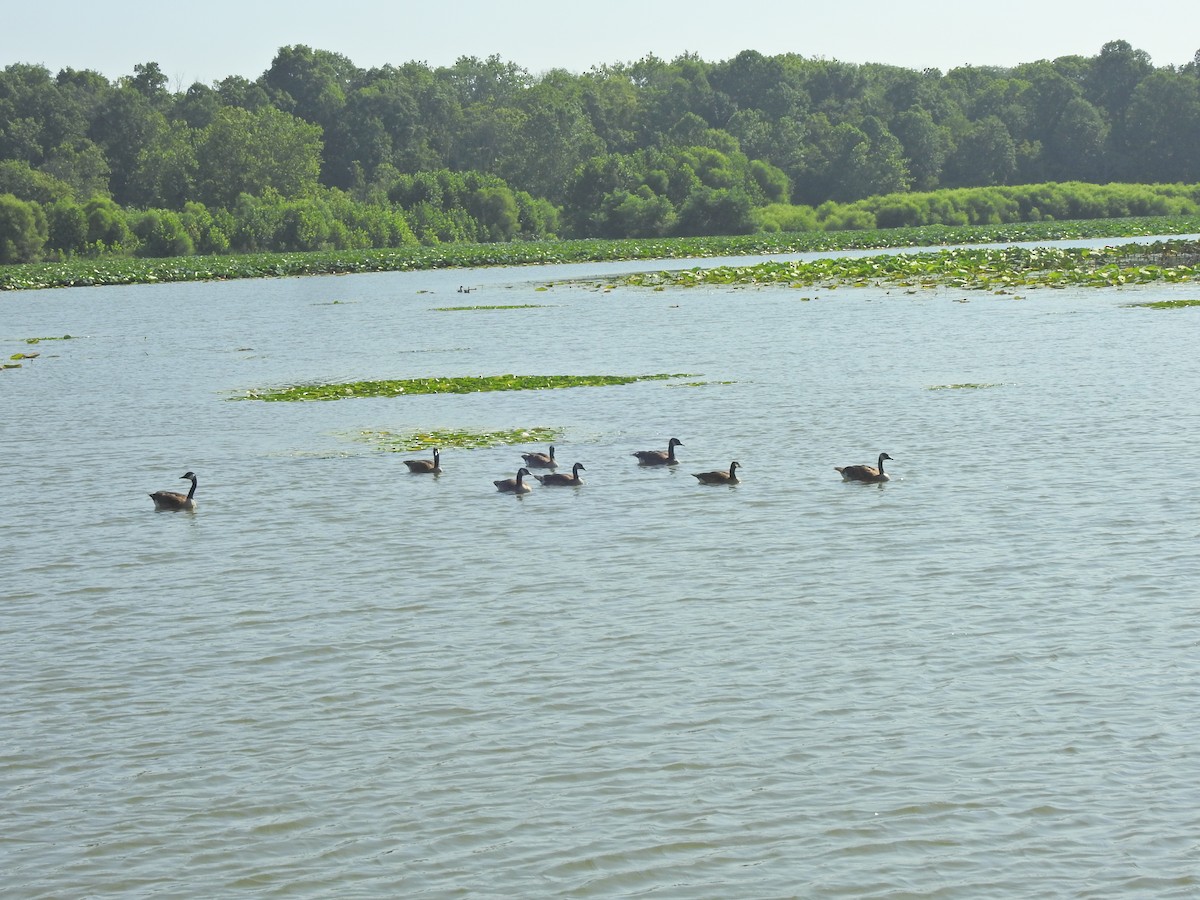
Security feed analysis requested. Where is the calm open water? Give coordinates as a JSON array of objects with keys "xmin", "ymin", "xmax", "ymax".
[{"xmin": 3, "ymin": 246, "xmax": 1200, "ymax": 897}]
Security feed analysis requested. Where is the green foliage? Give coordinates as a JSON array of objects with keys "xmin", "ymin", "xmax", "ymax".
[
  {"xmin": 6, "ymin": 214, "xmax": 1200, "ymax": 292},
  {"xmin": 83, "ymin": 196, "xmax": 132, "ymax": 251},
  {"xmin": 5, "ymin": 44, "xmax": 1192, "ymax": 244},
  {"xmin": 0, "ymin": 193, "xmax": 48, "ymax": 262},
  {"xmin": 130, "ymin": 208, "xmax": 194, "ymax": 257},
  {"xmin": 44, "ymin": 199, "xmax": 88, "ymax": 256},
  {"xmin": 194, "ymin": 106, "xmax": 323, "ymax": 208},
  {"xmin": 0, "ymin": 160, "xmax": 73, "ymax": 204}
]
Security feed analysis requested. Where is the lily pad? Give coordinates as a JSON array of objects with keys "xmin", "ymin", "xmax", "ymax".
[
  {"xmin": 358, "ymin": 426, "xmax": 561, "ymax": 452},
  {"xmin": 237, "ymin": 373, "xmax": 694, "ymax": 402}
]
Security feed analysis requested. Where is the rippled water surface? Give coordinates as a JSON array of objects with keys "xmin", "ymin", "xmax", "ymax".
[{"xmin": 3, "ymin": 251, "xmax": 1200, "ymax": 897}]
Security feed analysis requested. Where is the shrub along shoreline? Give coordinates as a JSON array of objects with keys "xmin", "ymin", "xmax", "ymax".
[{"xmin": 3, "ymin": 215, "xmax": 1200, "ymax": 293}]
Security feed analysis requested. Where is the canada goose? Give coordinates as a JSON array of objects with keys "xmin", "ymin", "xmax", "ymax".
[
  {"xmin": 150, "ymin": 471, "xmax": 198, "ymax": 511},
  {"xmin": 835, "ymin": 452, "xmax": 893, "ymax": 483},
  {"xmin": 494, "ymin": 467, "xmax": 533, "ymax": 493},
  {"xmin": 535, "ymin": 462, "xmax": 585, "ymax": 486},
  {"xmin": 521, "ymin": 445, "xmax": 558, "ymax": 469},
  {"xmin": 404, "ymin": 448, "xmax": 441, "ymax": 474},
  {"xmin": 633, "ymin": 437, "xmax": 683, "ymax": 466},
  {"xmin": 693, "ymin": 461, "xmax": 740, "ymax": 485}
]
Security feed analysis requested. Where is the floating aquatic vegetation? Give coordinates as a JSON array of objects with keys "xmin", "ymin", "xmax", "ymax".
[
  {"xmin": 1125, "ymin": 298, "xmax": 1200, "ymax": 309},
  {"xmin": 618, "ymin": 242, "xmax": 1200, "ymax": 293},
  {"xmin": 433, "ymin": 304, "xmax": 549, "ymax": 311},
  {"xmin": 237, "ymin": 373, "xmax": 693, "ymax": 402},
  {"xmin": 927, "ymin": 383, "xmax": 1006, "ymax": 390},
  {"xmin": 6, "ymin": 219, "xmax": 1200, "ymax": 292},
  {"xmin": 358, "ymin": 426, "xmax": 561, "ymax": 452}
]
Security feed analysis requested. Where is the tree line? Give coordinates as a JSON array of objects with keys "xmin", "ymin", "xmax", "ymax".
[{"xmin": 2, "ymin": 39, "xmax": 1200, "ymax": 263}]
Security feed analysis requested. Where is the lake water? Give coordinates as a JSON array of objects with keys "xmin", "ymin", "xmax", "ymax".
[{"xmin": 3, "ymin": 245, "xmax": 1200, "ymax": 897}]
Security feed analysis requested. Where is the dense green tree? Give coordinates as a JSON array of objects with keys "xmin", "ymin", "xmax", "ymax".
[
  {"xmin": 44, "ymin": 198, "xmax": 88, "ymax": 255},
  {"xmin": 579, "ymin": 67, "xmax": 643, "ymax": 153},
  {"xmin": 215, "ymin": 75, "xmax": 270, "ymax": 111},
  {"xmin": 128, "ymin": 120, "xmax": 197, "ymax": 208},
  {"xmin": 1046, "ymin": 97, "xmax": 1108, "ymax": 181},
  {"xmin": 1122, "ymin": 70, "xmax": 1200, "ymax": 182},
  {"xmin": 676, "ymin": 185, "xmax": 755, "ymax": 235},
  {"xmin": 892, "ymin": 107, "xmax": 950, "ymax": 190},
  {"xmin": 130, "ymin": 208, "xmax": 194, "ymax": 257},
  {"xmin": 88, "ymin": 86, "xmax": 167, "ymax": 203},
  {"xmin": 0, "ymin": 192, "xmax": 48, "ymax": 262},
  {"xmin": 194, "ymin": 106, "xmax": 322, "ymax": 207},
  {"xmin": 263, "ymin": 45, "xmax": 355, "ymax": 124},
  {"xmin": 0, "ymin": 159, "xmax": 74, "ymax": 203},
  {"xmin": 127, "ymin": 62, "xmax": 170, "ymax": 107},
  {"xmin": 503, "ymin": 70, "xmax": 603, "ymax": 203},
  {"xmin": 944, "ymin": 116, "xmax": 1017, "ymax": 186},
  {"xmin": 467, "ymin": 185, "xmax": 519, "ymax": 241},
  {"xmin": 83, "ymin": 196, "xmax": 132, "ymax": 250},
  {"xmin": 174, "ymin": 82, "xmax": 221, "ymax": 128},
  {"xmin": 40, "ymin": 138, "xmax": 110, "ymax": 198},
  {"xmin": 179, "ymin": 201, "xmax": 231, "ymax": 254},
  {"xmin": 595, "ymin": 186, "xmax": 674, "ymax": 237}
]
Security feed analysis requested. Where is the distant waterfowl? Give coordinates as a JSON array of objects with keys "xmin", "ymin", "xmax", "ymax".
[
  {"xmin": 835, "ymin": 452, "xmax": 893, "ymax": 483},
  {"xmin": 693, "ymin": 461, "xmax": 740, "ymax": 485},
  {"xmin": 494, "ymin": 467, "xmax": 533, "ymax": 494},
  {"xmin": 535, "ymin": 462, "xmax": 585, "ymax": 486},
  {"xmin": 150, "ymin": 471, "xmax": 198, "ymax": 511},
  {"xmin": 633, "ymin": 437, "xmax": 683, "ymax": 466},
  {"xmin": 521, "ymin": 445, "xmax": 558, "ymax": 469},
  {"xmin": 404, "ymin": 448, "xmax": 441, "ymax": 474}
]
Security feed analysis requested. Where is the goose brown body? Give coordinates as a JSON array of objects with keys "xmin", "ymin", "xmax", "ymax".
[
  {"xmin": 494, "ymin": 467, "xmax": 533, "ymax": 493},
  {"xmin": 535, "ymin": 462, "xmax": 585, "ymax": 486},
  {"xmin": 693, "ymin": 461, "xmax": 740, "ymax": 484},
  {"xmin": 521, "ymin": 445, "xmax": 557, "ymax": 469},
  {"xmin": 835, "ymin": 452, "xmax": 893, "ymax": 483},
  {"xmin": 633, "ymin": 437, "xmax": 683, "ymax": 466},
  {"xmin": 150, "ymin": 471, "xmax": 198, "ymax": 511},
  {"xmin": 404, "ymin": 448, "xmax": 441, "ymax": 474}
]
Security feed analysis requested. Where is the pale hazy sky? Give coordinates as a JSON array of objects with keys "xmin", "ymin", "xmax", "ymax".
[{"xmin": 2, "ymin": 0, "xmax": 1197, "ymax": 87}]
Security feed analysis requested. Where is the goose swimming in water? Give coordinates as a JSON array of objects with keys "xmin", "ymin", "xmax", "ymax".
[
  {"xmin": 404, "ymin": 448, "xmax": 441, "ymax": 474},
  {"xmin": 150, "ymin": 471, "xmax": 198, "ymax": 511},
  {"xmin": 494, "ymin": 467, "xmax": 533, "ymax": 494},
  {"xmin": 521, "ymin": 445, "xmax": 558, "ymax": 469},
  {"xmin": 535, "ymin": 462, "xmax": 585, "ymax": 486},
  {"xmin": 835, "ymin": 452, "xmax": 893, "ymax": 483},
  {"xmin": 693, "ymin": 461, "xmax": 740, "ymax": 485},
  {"xmin": 633, "ymin": 437, "xmax": 683, "ymax": 466}
]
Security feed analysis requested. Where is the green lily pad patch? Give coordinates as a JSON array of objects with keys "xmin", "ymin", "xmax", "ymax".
[
  {"xmin": 1125, "ymin": 298, "xmax": 1200, "ymax": 309},
  {"xmin": 359, "ymin": 426, "xmax": 561, "ymax": 452},
  {"xmin": 237, "ymin": 373, "xmax": 693, "ymax": 402}
]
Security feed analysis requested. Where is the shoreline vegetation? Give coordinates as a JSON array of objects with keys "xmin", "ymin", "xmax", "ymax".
[
  {"xmin": 3, "ymin": 215, "xmax": 1200, "ymax": 293},
  {"xmin": 617, "ymin": 239, "xmax": 1200, "ymax": 292}
]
